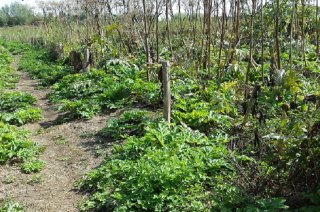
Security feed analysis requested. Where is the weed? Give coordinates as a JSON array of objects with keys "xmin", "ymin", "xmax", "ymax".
[
  {"xmin": 21, "ymin": 158, "xmax": 45, "ymax": 174},
  {"xmin": 0, "ymin": 200, "xmax": 24, "ymax": 212},
  {"xmin": 27, "ymin": 174, "xmax": 45, "ymax": 185},
  {"xmin": 54, "ymin": 135, "xmax": 68, "ymax": 145},
  {"xmin": 2, "ymin": 176, "xmax": 16, "ymax": 184}
]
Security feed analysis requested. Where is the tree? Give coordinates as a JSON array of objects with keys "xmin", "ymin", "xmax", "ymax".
[{"xmin": 0, "ymin": 2, "xmax": 35, "ymax": 26}]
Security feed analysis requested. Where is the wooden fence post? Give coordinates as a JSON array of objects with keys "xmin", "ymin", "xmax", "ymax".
[
  {"xmin": 84, "ymin": 48, "xmax": 90, "ymax": 72},
  {"xmin": 161, "ymin": 61, "xmax": 171, "ymax": 124}
]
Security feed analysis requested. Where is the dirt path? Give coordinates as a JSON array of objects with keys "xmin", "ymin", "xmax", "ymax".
[{"xmin": 0, "ymin": 56, "xmax": 117, "ymax": 211}]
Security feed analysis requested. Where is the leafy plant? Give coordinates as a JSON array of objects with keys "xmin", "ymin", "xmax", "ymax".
[
  {"xmin": 21, "ymin": 158, "xmax": 45, "ymax": 173},
  {"xmin": 79, "ymin": 121, "xmax": 253, "ymax": 211},
  {"xmin": 0, "ymin": 92, "xmax": 42, "ymax": 125},
  {"xmin": 0, "ymin": 200, "xmax": 24, "ymax": 212},
  {"xmin": 0, "ymin": 122, "xmax": 44, "ymax": 172},
  {"xmin": 99, "ymin": 109, "xmax": 157, "ymax": 140}
]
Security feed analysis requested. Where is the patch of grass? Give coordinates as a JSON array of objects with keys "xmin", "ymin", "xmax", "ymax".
[
  {"xmin": 27, "ymin": 174, "xmax": 45, "ymax": 185},
  {"xmin": 56, "ymin": 157, "xmax": 71, "ymax": 161},
  {"xmin": 54, "ymin": 135, "xmax": 68, "ymax": 145},
  {"xmin": 2, "ymin": 175, "xmax": 16, "ymax": 184},
  {"xmin": 34, "ymin": 127, "xmax": 45, "ymax": 136}
]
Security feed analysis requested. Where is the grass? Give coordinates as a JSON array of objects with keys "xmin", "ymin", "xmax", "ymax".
[{"xmin": 54, "ymin": 135, "xmax": 68, "ymax": 145}]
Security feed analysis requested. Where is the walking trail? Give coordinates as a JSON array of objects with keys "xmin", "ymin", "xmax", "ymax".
[{"xmin": 0, "ymin": 56, "xmax": 118, "ymax": 211}]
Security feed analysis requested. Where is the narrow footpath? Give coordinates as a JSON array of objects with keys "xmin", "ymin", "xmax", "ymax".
[{"xmin": 0, "ymin": 56, "xmax": 117, "ymax": 211}]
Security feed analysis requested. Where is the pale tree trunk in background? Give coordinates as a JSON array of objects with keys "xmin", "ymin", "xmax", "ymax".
[
  {"xmin": 290, "ymin": 0, "xmax": 295, "ymax": 73},
  {"xmin": 142, "ymin": 0, "xmax": 151, "ymax": 81},
  {"xmin": 301, "ymin": 0, "xmax": 307, "ymax": 68},
  {"xmin": 245, "ymin": 0, "xmax": 256, "ymax": 100},
  {"xmin": 218, "ymin": 0, "xmax": 226, "ymax": 79},
  {"xmin": 156, "ymin": 0, "xmax": 159, "ymax": 62},
  {"xmin": 178, "ymin": 0, "xmax": 182, "ymax": 33},
  {"xmin": 227, "ymin": 0, "xmax": 241, "ymax": 71},
  {"xmin": 166, "ymin": 0, "xmax": 173, "ymax": 56},
  {"xmin": 275, "ymin": 0, "xmax": 281, "ymax": 70},
  {"xmin": 243, "ymin": 0, "xmax": 256, "ymax": 125},
  {"xmin": 316, "ymin": 0, "xmax": 319, "ymax": 55},
  {"xmin": 207, "ymin": 0, "xmax": 212, "ymax": 78},
  {"xmin": 201, "ymin": 0, "xmax": 208, "ymax": 70},
  {"xmin": 260, "ymin": 0, "xmax": 265, "ymax": 83}
]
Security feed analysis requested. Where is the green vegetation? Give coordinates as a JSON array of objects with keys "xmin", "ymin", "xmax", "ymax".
[
  {"xmin": 0, "ymin": 46, "xmax": 18, "ymax": 89},
  {"xmin": 0, "ymin": 2, "xmax": 38, "ymax": 27},
  {"xmin": 54, "ymin": 135, "xmax": 68, "ymax": 145},
  {"xmin": 19, "ymin": 47, "xmax": 71, "ymax": 86},
  {"xmin": 0, "ymin": 44, "xmax": 44, "ymax": 173},
  {"xmin": 0, "ymin": 122, "xmax": 44, "ymax": 172},
  {"xmin": 99, "ymin": 109, "xmax": 158, "ymax": 140},
  {"xmin": 21, "ymin": 158, "xmax": 45, "ymax": 174},
  {"xmin": 0, "ymin": 200, "xmax": 24, "ymax": 212},
  {"xmin": 0, "ymin": 0, "xmax": 320, "ymax": 210},
  {"xmin": 18, "ymin": 49, "xmax": 161, "ymax": 119},
  {"xmin": 0, "ymin": 92, "xmax": 42, "ymax": 125},
  {"xmin": 79, "ymin": 121, "xmax": 246, "ymax": 211}
]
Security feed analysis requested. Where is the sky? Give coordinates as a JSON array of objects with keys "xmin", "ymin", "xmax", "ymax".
[{"xmin": 0, "ymin": 0, "xmax": 52, "ymax": 8}]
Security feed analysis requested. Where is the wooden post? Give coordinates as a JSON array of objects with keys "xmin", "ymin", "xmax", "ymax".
[
  {"xmin": 84, "ymin": 48, "xmax": 90, "ymax": 72},
  {"xmin": 161, "ymin": 61, "xmax": 171, "ymax": 124}
]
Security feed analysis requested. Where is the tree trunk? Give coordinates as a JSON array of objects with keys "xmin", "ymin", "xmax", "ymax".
[
  {"xmin": 317, "ymin": 0, "xmax": 319, "ymax": 55},
  {"xmin": 301, "ymin": 0, "xmax": 307, "ymax": 68},
  {"xmin": 260, "ymin": 0, "xmax": 265, "ymax": 83},
  {"xmin": 142, "ymin": 0, "xmax": 151, "ymax": 81},
  {"xmin": 275, "ymin": 0, "xmax": 281, "ymax": 70}
]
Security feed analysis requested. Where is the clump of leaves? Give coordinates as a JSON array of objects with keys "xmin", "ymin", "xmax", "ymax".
[
  {"xmin": 0, "ymin": 107, "xmax": 42, "ymax": 126},
  {"xmin": 57, "ymin": 99, "xmax": 101, "ymax": 119},
  {"xmin": 0, "ymin": 92, "xmax": 36, "ymax": 111},
  {"xmin": 0, "ymin": 122, "xmax": 44, "ymax": 172},
  {"xmin": 0, "ymin": 92, "xmax": 42, "ymax": 125},
  {"xmin": 0, "ymin": 200, "xmax": 24, "ymax": 212},
  {"xmin": 21, "ymin": 158, "xmax": 45, "ymax": 174},
  {"xmin": 99, "ymin": 109, "xmax": 157, "ymax": 140}
]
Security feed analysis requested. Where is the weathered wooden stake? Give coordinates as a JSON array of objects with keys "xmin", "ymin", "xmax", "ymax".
[
  {"xmin": 161, "ymin": 61, "xmax": 171, "ymax": 124},
  {"xmin": 84, "ymin": 48, "xmax": 90, "ymax": 72}
]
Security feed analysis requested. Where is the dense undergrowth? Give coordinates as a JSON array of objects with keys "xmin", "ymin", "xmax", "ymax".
[
  {"xmin": 0, "ymin": 43, "xmax": 44, "ymax": 173},
  {"xmin": 17, "ymin": 46, "xmax": 161, "ymax": 119},
  {"xmin": 3, "ymin": 38, "xmax": 319, "ymax": 210},
  {"xmin": 2, "ymin": 8, "xmax": 320, "ymax": 208}
]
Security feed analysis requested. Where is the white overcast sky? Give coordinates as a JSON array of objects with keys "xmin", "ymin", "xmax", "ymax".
[{"xmin": 0, "ymin": 0, "xmax": 53, "ymax": 8}]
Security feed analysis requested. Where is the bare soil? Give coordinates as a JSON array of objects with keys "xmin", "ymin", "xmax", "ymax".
[{"xmin": 0, "ymin": 56, "xmax": 117, "ymax": 211}]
